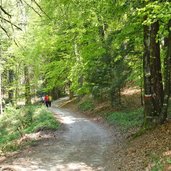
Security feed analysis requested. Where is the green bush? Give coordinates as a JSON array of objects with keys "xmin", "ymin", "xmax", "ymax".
[
  {"xmin": 19, "ymin": 105, "xmax": 35, "ymax": 127},
  {"xmin": 78, "ymin": 100, "xmax": 95, "ymax": 112},
  {"xmin": 2, "ymin": 142, "xmax": 19, "ymax": 152},
  {"xmin": 106, "ymin": 108, "xmax": 143, "ymax": 129},
  {"xmin": 25, "ymin": 109, "xmax": 60, "ymax": 133},
  {"xmin": 0, "ymin": 105, "xmax": 60, "ymax": 153},
  {"xmin": 149, "ymin": 155, "xmax": 171, "ymax": 171}
]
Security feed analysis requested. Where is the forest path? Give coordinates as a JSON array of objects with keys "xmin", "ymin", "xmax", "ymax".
[{"xmin": 0, "ymin": 97, "xmax": 123, "ymax": 171}]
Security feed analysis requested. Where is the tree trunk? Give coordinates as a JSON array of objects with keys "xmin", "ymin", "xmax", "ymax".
[
  {"xmin": 15, "ymin": 65, "xmax": 19, "ymax": 106},
  {"xmin": 24, "ymin": 66, "xmax": 31, "ymax": 105},
  {"xmin": 8, "ymin": 69, "xmax": 14, "ymax": 104},
  {"xmin": 143, "ymin": 19, "xmax": 164, "ymax": 126},
  {"xmin": 140, "ymin": 76, "xmax": 144, "ymax": 106},
  {"xmin": 0, "ymin": 24, "xmax": 3, "ymax": 114},
  {"xmin": 51, "ymin": 87, "xmax": 62, "ymax": 100},
  {"xmin": 110, "ymin": 86, "xmax": 120, "ymax": 108},
  {"xmin": 67, "ymin": 80, "xmax": 74, "ymax": 100},
  {"xmin": 110, "ymin": 86, "xmax": 115, "ymax": 107},
  {"xmin": 150, "ymin": 21, "xmax": 163, "ymax": 116},
  {"xmin": 160, "ymin": 20, "xmax": 171, "ymax": 122},
  {"xmin": 143, "ymin": 21, "xmax": 154, "ymax": 125},
  {"xmin": 0, "ymin": 73, "xmax": 3, "ymax": 114}
]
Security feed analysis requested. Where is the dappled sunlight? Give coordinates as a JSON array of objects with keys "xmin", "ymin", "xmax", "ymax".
[
  {"xmin": 121, "ymin": 87, "xmax": 140, "ymax": 96},
  {"xmin": 60, "ymin": 115, "xmax": 77, "ymax": 124},
  {"xmin": 50, "ymin": 107, "xmax": 89, "ymax": 125},
  {"xmin": 1, "ymin": 162, "xmax": 103, "ymax": 171},
  {"xmin": 17, "ymin": 131, "xmax": 55, "ymax": 145},
  {"xmin": 60, "ymin": 115, "xmax": 89, "ymax": 125},
  {"xmin": 163, "ymin": 150, "xmax": 171, "ymax": 157},
  {"xmin": 0, "ymin": 98, "xmax": 113, "ymax": 171},
  {"xmin": 51, "ymin": 162, "xmax": 102, "ymax": 171}
]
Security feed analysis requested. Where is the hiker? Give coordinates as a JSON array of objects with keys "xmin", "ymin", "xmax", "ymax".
[
  {"xmin": 48, "ymin": 95, "xmax": 52, "ymax": 107},
  {"xmin": 44, "ymin": 95, "xmax": 49, "ymax": 107}
]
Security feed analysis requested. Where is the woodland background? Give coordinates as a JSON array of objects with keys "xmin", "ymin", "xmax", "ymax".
[{"xmin": 0, "ymin": 1, "xmax": 171, "ymax": 130}]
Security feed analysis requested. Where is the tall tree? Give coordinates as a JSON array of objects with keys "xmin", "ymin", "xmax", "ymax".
[{"xmin": 141, "ymin": 1, "xmax": 171, "ymax": 125}]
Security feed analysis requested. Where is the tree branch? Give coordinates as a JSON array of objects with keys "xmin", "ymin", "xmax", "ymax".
[
  {"xmin": 0, "ymin": 5, "xmax": 11, "ymax": 17},
  {"xmin": 14, "ymin": 39, "xmax": 20, "ymax": 47},
  {"xmin": 32, "ymin": 0, "xmax": 51, "ymax": 20},
  {"xmin": 0, "ymin": 16, "xmax": 22, "ymax": 30},
  {"xmin": 20, "ymin": 0, "xmax": 42, "ymax": 17},
  {"xmin": 0, "ymin": 25, "xmax": 20, "ymax": 47},
  {"xmin": 0, "ymin": 25, "xmax": 10, "ymax": 38},
  {"xmin": 13, "ymin": 38, "xmax": 26, "ymax": 50}
]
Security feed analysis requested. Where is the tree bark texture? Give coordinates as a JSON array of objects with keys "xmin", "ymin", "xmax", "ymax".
[
  {"xmin": 143, "ymin": 19, "xmax": 171, "ymax": 125},
  {"xmin": 161, "ymin": 20, "xmax": 171, "ymax": 122},
  {"xmin": 8, "ymin": 69, "xmax": 14, "ymax": 104},
  {"xmin": 143, "ymin": 22, "xmax": 154, "ymax": 124},
  {"xmin": 150, "ymin": 21, "xmax": 163, "ymax": 116},
  {"xmin": 0, "ymin": 73, "xmax": 3, "ymax": 114},
  {"xmin": 24, "ymin": 66, "xmax": 31, "ymax": 104}
]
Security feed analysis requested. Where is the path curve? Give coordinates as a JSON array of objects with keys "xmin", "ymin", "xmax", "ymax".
[{"xmin": 0, "ymin": 98, "xmax": 121, "ymax": 171}]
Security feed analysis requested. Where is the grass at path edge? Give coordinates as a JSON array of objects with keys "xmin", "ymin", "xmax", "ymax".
[{"xmin": 0, "ymin": 105, "xmax": 60, "ymax": 153}]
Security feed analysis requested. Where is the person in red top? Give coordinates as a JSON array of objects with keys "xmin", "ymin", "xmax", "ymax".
[{"xmin": 44, "ymin": 95, "xmax": 49, "ymax": 107}]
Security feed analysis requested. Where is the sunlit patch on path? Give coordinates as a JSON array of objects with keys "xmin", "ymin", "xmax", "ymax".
[
  {"xmin": 1, "ymin": 162, "xmax": 103, "ymax": 171},
  {"xmin": 0, "ymin": 98, "xmax": 116, "ymax": 171}
]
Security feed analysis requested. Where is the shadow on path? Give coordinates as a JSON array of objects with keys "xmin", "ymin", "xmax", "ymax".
[{"xmin": 0, "ymin": 97, "xmax": 123, "ymax": 171}]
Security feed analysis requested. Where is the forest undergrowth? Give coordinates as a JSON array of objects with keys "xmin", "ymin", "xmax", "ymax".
[
  {"xmin": 0, "ymin": 105, "xmax": 60, "ymax": 160},
  {"xmin": 76, "ymin": 88, "xmax": 171, "ymax": 171},
  {"xmin": 1, "ymin": 88, "xmax": 171, "ymax": 170}
]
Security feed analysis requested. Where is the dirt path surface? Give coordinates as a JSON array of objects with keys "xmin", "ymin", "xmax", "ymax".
[{"xmin": 0, "ymin": 98, "xmax": 123, "ymax": 171}]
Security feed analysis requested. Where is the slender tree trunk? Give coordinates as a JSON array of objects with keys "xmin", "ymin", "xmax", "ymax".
[
  {"xmin": 118, "ymin": 87, "xmax": 121, "ymax": 105},
  {"xmin": 110, "ymin": 86, "xmax": 121, "ymax": 107},
  {"xmin": 15, "ymin": 65, "xmax": 19, "ymax": 106},
  {"xmin": 69, "ymin": 90, "xmax": 74, "ymax": 100},
  {"xmin": 51, "ymin": 87, "xmax": 62, "ymax": 100},
  {"xmin": 143, "ymin": 20, "xmax": 154, "ymax": 125},
  {"xmin": 8, "ymin": 69, "xmax": 14, "ymax": 104},
  {"xmin": 140, "ymin": 78, "xmax": 144, "ymax": 106},
  {"xmin": 74, "ymin": 42, "xmax": 84, "ymax": 99},
  {"xmin": 168, "ymin": 19, "xmax": 171, "ymax": 93},
  {"xmin": 150, "ymin": 21, "xmax": 163, "ymax": 117},
  {"xmin": 0, "ymin": 73, "xmax": 3, "ymax": 114},
  {"xmin": 160, "ymin": 20, "xmax": 171, "ymax": 122},
  {"xmin": 67, "ymin": 80, "xmax": 74, "ymax": 100},
  {"xmin": 0, "ymin": 0, "xmax": 3, "ymax": 114},
  {"xmin": 110, "ymin": 86, "xmax": 115, "ymax": 107},
  {"xmin": 24, "ymin": 66, "xmax": 31, "ymax": 104},
  {"xmin": 143, "ymin": 20, "xmax": 164, "ymax": 126}
]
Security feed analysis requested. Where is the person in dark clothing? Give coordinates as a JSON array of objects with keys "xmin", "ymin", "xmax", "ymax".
[{"xmin": 44, "ymin": 95, "xmax": 49, "ymax": 107}]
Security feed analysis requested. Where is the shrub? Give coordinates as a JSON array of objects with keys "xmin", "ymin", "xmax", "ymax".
[
  {"xmin": 78, "ymin": 100, "xmax": 95, "ymax": 112},
  {"xmin": 0, "ymin": 105, "xmax": 60, "ymax": 153},
  {"xmin": 106, "ymin": 108, "xmax": 143, "ymax": 129}
]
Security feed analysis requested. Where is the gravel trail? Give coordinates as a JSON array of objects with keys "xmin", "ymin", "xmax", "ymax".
[{"xmin": 0, "ymin": 98, "xmax": 123, "ymax": 171}]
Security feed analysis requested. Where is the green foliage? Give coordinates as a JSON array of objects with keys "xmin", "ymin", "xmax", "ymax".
[
  {"xmin": 138, "ymin": 1, "xmax": 171, "ymax": 26},
  {"xmin": 1, "ymin": 0, "xmax": 171, "ymax": 132},
  {"xmin": 150, "ymin": 155, "xmax": 164, "ymax": 171},
  {"xmin": 0, "ymin": 105, "xmax": 60, "ymax": 152},
  {"xmin": 0, "ymin": 105, "xmax": 35, "ymax": 137},
  {"xmin": 151, "ymin": 164, "xmax": 163, "ymax": 171},
  {"xmin": 78, "ymin": 100, "xmax": 95, "ymax": 112},
  {"xmin": 106, "ymin": 108, "xmax": 143, "ymax": 129},
  {"xmin": 1, "ymin": 142, "xmax": 19, "ymax": 152},
  {"xmin": 91, "ymin": 86, "xmax": 109, "ymax": 101},
  {"xmin": 150, "ymin": 155, "xmax": 171, "ymax": 171},
  {"xmin": 25, "ymin": 109, "xmax": 60, "ymax": 133},
  {"xmin": 0, "ymin": 0, "xmax": 144, "ymax": 107}
]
